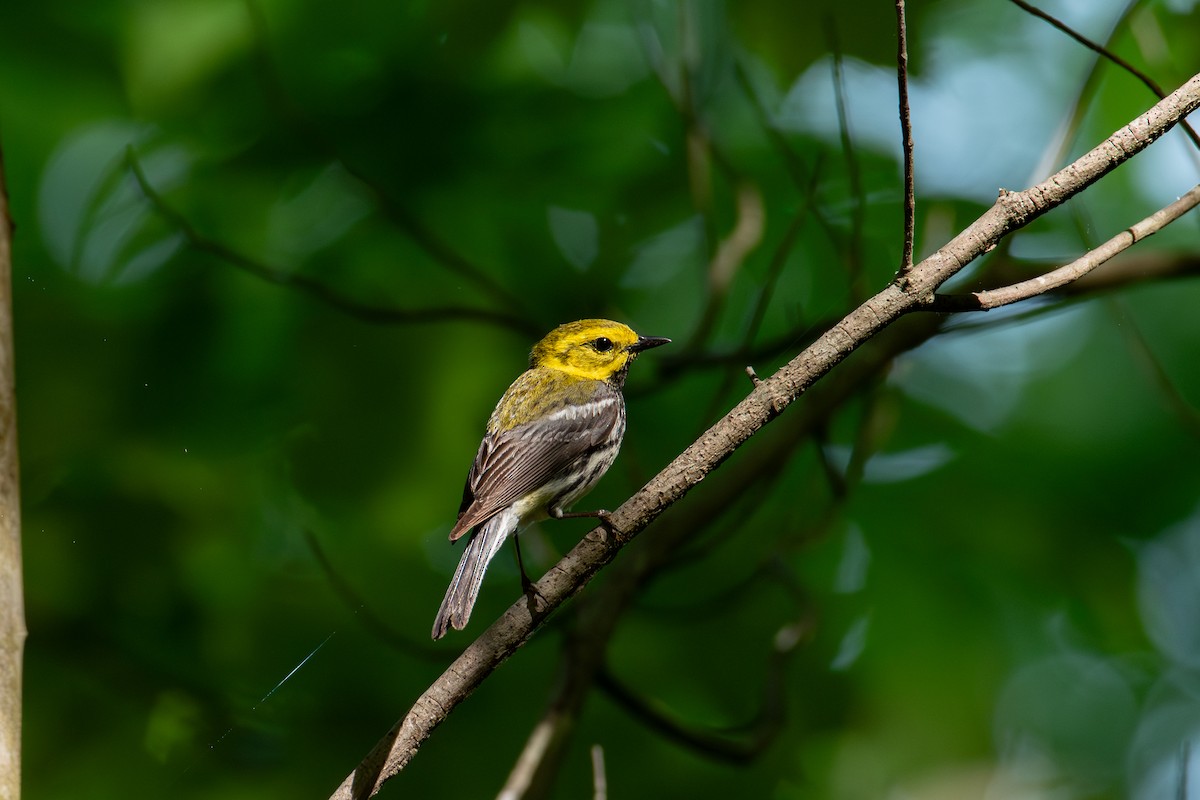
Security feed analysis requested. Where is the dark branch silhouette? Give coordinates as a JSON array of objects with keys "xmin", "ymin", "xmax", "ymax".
[
  {"xmin": 126, "ymin": 148, "xmax": 538, "ymax": 336},
  {"xmin": 1006, "ymin": 0, "xmax": 1200, "ymax": 152},
  {"xmin": 895, "ymin": 0, "xmax": 916, "ymax": 273},
  {"xmin": 826, "ymin": 21, "xmax": 868, "ymax": 301},
  {"xmin": 242, "ymin": 0, "xmax": 533, "ymax": 317}
]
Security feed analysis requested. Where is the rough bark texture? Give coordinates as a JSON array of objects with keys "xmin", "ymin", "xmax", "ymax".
[
  {"xmin": 329, "ymin": 71, "xmax": 1200, "ymax": 800},
  {"xmin": 0, "ymin": 147, "xmax": 25, "ymax": 800}
]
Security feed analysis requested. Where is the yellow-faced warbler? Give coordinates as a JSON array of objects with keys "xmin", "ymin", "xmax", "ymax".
[{"xmin": 432, "ymin": 319, "xmax": 670, "ymax": 639}]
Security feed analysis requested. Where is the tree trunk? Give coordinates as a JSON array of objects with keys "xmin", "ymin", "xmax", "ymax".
[{"xmin": 0, "ymin": 146, "xmax": 26, "ymax": 800}]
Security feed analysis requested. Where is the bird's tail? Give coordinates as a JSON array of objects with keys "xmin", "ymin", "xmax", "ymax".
[{"xmin": 431, "ymin": 509, "xmax": 519, "ymax": 640}]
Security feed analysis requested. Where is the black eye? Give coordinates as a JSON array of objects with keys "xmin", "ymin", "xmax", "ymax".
[{"xmin": 593, "ymin": 337, "xmax": 614, "ymax": 352}]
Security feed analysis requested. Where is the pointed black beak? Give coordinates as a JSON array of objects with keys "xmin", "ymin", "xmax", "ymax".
[{"xmin": 628, "ymin": 335, "xmax": 671, "ymax": 353}]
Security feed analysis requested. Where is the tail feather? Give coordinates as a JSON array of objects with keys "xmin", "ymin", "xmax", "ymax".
[{"xmin": 431, "ymin": 510, "xmax": 519, "ymax": 639}]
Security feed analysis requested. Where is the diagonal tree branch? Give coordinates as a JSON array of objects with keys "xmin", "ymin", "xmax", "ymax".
[
  {"xmin": 933, "ymin": 181, "xmax": 1200, "ymax": 310},
  {"xmin": 592, "ymin": 640, "xmax": 797, "ymax": 765},
  {"xmin": 1006, "ymin": 0, "xmax": 1200, "ymax": 152},
  {"xmin": 499, "ymin": 310, "xmax": 932, "ymax": 799},
  {"xmin": 329, "ymin": 71, "xmax": 1200, "ymax": 800}
]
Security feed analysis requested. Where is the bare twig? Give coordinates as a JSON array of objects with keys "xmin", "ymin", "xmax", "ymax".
[
  {"xmin": 659, "ymin": 242, "xmax": 1199, "ymax": 382},
  {"xmin": 733, "ymin": 60, "xmax": 847, "ymax": 257},
  {"xmin": 827, "ymin": 22, "xmax": 868, "ymax": 300},
  {"xmin": 0, "ymin": 138, "xmax": 26, "ymax": 800},
  {"xmin": 1176, "ymin": 738, "xmax": 1191, "ymax": 800},
  {"xmin": 733, "ymin": 59, "xmax": 812, "ymax": 191},
  {"xmin": 895, "ymin": 0, "xmax": 916, "ymax": 273},
  {"xmin": 126, "ymin": 148, "xmax": 538, "ymax": 336},
  {"xmin": 645, "ymin": 2, "xmax": 762, "ymax": 357},
  {"xmin": 242, "ymin": 0, "xmax": 532, "ymax": 316},
  {"xmin": 689, "ymin": 182, "xmax": 767, "ymax": 349},
  {"xmin": 740, "ymin": 157, "xmax": 826, "ymax": 351},
  {"xmin": 1069, "ymin": 250, "xmax": 1200, "ymax": 294},
  {"xmin": 1023, "ymin": 2, "xmax": 1142, "ymax": 186},
  {"xmin": 498, "ymin": 706, "xmax": 576, "ymax": 800},
  {"xmin": 303, "ymin": 530, "xmax": 443, "ymax": 661},
  {"xmin": 689, "ymin": 167, "xmax": 821, "ymax": 431},
  {"xmin": 668, "ymin": 0, "xmax": 716, "ymax": 224},
  {"xmin": 1007, "ymin": 0, "xmax": 1200, "ymax": 151},
  {"xmin": 933, "ymin": 182, "xmax": 1200, "ymax": 310},
  {"xmin": 925, "ymin": 250, "xmax": 1200, "ymax": 339},
  {"xmin": 711, "ymin": 183, "xmax": 766, "ymax": 297},
  {"xmin": 1116, "ymin": 297, "xmax": 1200, "ymax": 440},
  {"xmin": 594, "ymin": 636, "xmax": 794, "ymax": 765},
  {"xmin": 590, "ymin": 745, "xmax": 606, "ymax": 800},
  {"xmin": 329, "ymin": 72, "xmax": 1200, "ymax": 800}
]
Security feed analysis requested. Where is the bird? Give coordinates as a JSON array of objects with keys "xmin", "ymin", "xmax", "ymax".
[{"xmin": 431, "ymin": 319, "xmax": 670, "ymax": 639}]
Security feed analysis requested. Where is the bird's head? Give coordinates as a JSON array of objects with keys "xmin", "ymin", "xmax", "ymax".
[{"xmin": 530, "ymin": 319, "xmax": 670, "ymax": 383}]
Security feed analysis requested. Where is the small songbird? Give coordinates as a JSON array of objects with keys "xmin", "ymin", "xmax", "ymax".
[{"xmin": 431, "ymin": 319, "xmax": 670, "ymax": 639}]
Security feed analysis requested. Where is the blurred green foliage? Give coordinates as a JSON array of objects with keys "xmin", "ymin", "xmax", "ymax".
[{"xmin": 4, "ymin": 0, "xmax": 1200, "ymax": 798}]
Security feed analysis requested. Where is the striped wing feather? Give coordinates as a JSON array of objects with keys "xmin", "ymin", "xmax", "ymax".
[{"xmin": 449, "ymin": 382, "xmax": 621, "ymax": 541}]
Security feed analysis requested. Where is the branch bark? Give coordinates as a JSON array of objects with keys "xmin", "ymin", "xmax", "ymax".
[
  {"xmin": 498, "ymin": 310, "xmax": 939, "ymax": 797},
  {"xmin": 934, "ymin": 182, "xmax": 1200, "ymax": 310},
  {"xmin": 328, "ymin": 70, "xmax": 1200, "ymax": 800},
  {"xmin": 895, "ymin": 0, "xmax": 916, "ymax": 273},
  {"xmin": 0, "ymin": 143, "xmax": 26, "ymax": 800}
]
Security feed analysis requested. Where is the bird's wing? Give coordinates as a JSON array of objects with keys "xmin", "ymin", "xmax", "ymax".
[{"xmin": 448, "ymin": 383, "xmax": 621, "ymax": 541}]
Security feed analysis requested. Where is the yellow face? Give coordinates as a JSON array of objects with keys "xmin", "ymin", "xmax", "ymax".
[{"xmin": 530, "ymin": 319, "xmax": 667, "ymax": 381}]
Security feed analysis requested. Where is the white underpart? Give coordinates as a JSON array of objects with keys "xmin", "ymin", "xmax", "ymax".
[{"xmin": 544, "ymin": 396, "xmax": 617, "ymax": 422}]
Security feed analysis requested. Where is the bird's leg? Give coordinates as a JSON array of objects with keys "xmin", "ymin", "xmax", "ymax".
[{"xmin": 512, "ymin": 534, "xmax": 545, "ymax": 608}]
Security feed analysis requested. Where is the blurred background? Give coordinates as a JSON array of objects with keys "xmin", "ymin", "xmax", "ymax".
[{"xmin": 4, "ymin": 0, "xmax": 1200, "ymax": 797}]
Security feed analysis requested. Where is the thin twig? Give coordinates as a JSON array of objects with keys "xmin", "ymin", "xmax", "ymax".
[
  {"xmin": 650, "ymin": 1, "xmax": 754, "ymax": 357},
  {"xmin": 688, "ymin": 182, "xmax": 767, "ymax": 349},
  {"xmin": 590, "ymin": 745, "xmax": 606, "ymax": 800},
  {"xmin": 733, "ymin": 59, "xmax": 811, "ymax": 190},
  {"xmin": 303, "ymin": 530, "xmax": 443, "ymax": 661},
  {"xmin": 242, "ymin": 0, "xmax": 532, "ymax": 316},
  {"xmin": 826, "ymin": 20, "xmax": 868, "ymax": 300},
  {"xmin": 1177, "ymin": 738, "xmax": 1191, "ymax": 800},
  {"xmin": 926, "ymin": 250, "xmax": 1200, "ymax": 337},
  {"xmin": 657, "ymin": 241, "xmax": 1200, "ymax": 378},
  {"xmin": 1022, "ymin": 1, "xmax": 1142, "ymax": 186},
  {"xmin": 1007, "ymin": 0, "xmax": 1200, "ymax": 151},
  {"xmin": 126, "ymin": 147, "xmax": 537, "ymax": 335},
  {"xmin": 1115, "ymin": 297, "xmax": 1200, "ymax": 441},
  {"xmin": 933, "ymin": 182, "xmax": 1200, "ymax": 310},
  {"xmin": 680, "ymin": 3, "xmax": 712, "ymax": 213},
  {"xmin": 594, "ymin": 641, "xmax": 794, "ymax": 765},
  {"xmin": 744, "ymin": 160, "xmax": 825, "ymax": 345},
  {"xmin": 733, "ymin": 59, "xmax": 847, "ymax": 257},
  {"xmin": 498, "ymin": 710, "xmax": 572, "ymax": 800},
  {"xmin": 895, "ymin": 0, "xmax": 916, "ymax": 273}
]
